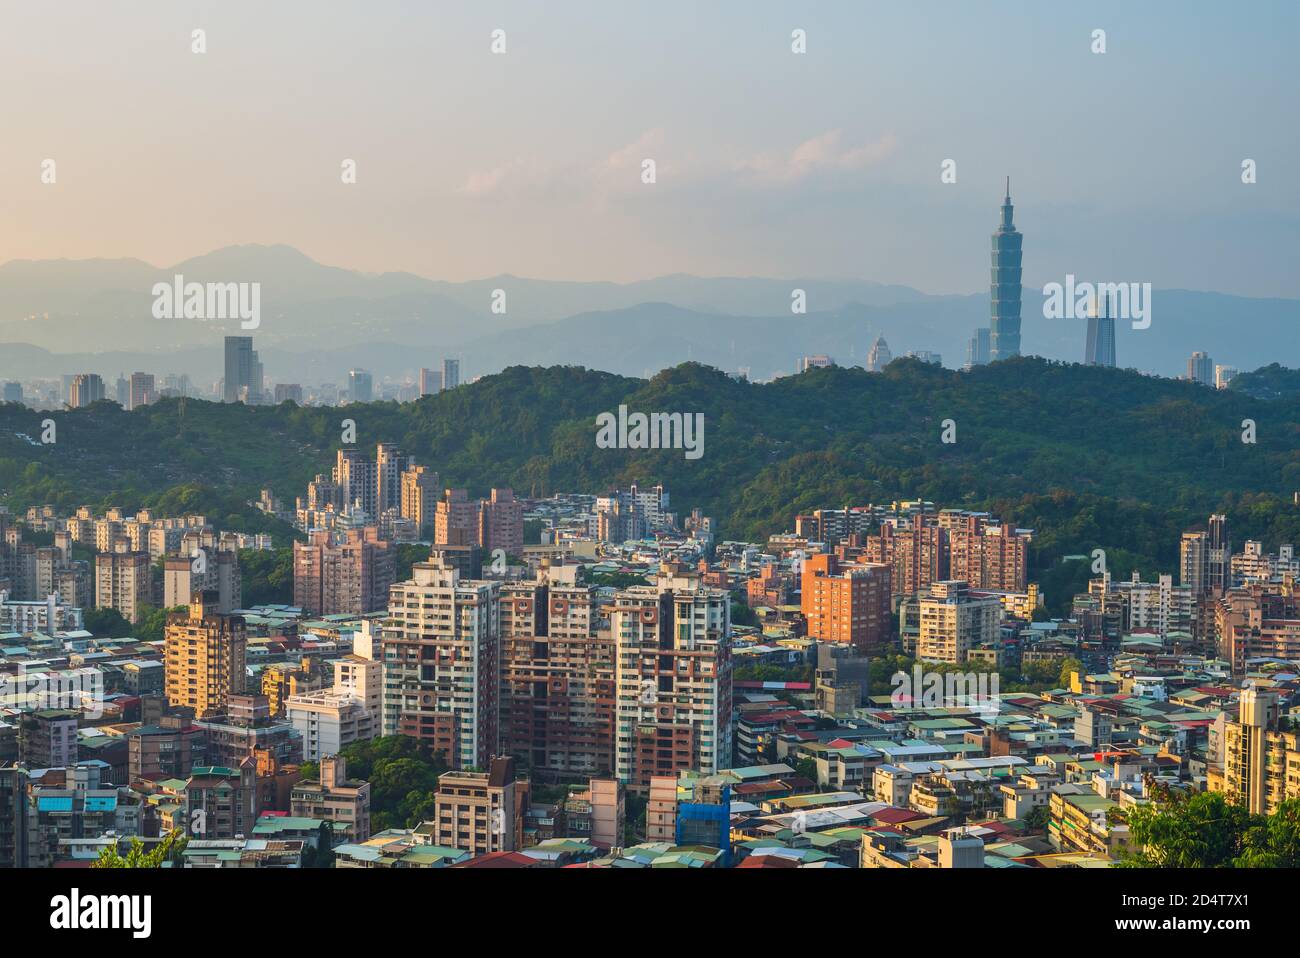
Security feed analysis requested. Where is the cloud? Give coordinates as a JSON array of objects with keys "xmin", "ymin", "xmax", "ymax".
[
  {"xmin": 738, "ymin": 130, "xmax": 899, "ymax": 184},
  {"xmin": 604, "ymin": 128, "xmax": 665, "ymax": 172},
  {"xmin": 460, "ymin": 159, "xmax": 528, "ymax": 196},
  {"xmin": 458, "ymin": 128, "xmax": 895, "ymax": 202},
  {"xmin": 460, "ymin": 129, "xmax": 668, "ymax": 200}
]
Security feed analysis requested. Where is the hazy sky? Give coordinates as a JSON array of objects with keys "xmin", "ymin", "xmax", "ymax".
[{"xmin": 2, "ymin": 1, "xmax": 1296, "ymax": 296}]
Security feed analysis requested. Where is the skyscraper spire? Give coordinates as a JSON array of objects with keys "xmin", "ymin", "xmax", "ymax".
[{"xmin": 989, "ymin": 179, "xmax": 1023, "ymax": 360}]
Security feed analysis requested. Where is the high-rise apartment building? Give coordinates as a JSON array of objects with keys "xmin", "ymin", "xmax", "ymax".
[
  {"xmin": 1215, "ymin": 581, "xmax": 1300, "ymax": 673},
  {"xmin": 0, "ymin": 766, "xmax": 29, "ymax": 868},
  {"xmin": 442, "ymin": 358, "xmax": 460, "ymax": 390},
  {"xmin": 186, "ymin": 765, "xmax": 258, "ymax": 841},
  {"xmin": 273, "ymin": 383, "xmax": 303, "ymax": 404},
  {"xmin": 418, "ymin": 367, "xmax": 443, "ymax": 396},
  {"xmin": 989, "ymin": 179, "xmax": 1023, "ymax": 361},
  {"xmin": 292, "ymin": 527, "xmax": 394, "ymax": 616},
  {"xmin": 93, "ymin": 551, "xmax": 152, "ymax": 624},
  {"xmin": 163, "ymin": 548, "xmax": 241, "ymax": 612},
  {"xmin": 479, "ymin": 488, "xmax": 524, "ymax": 556},
  {"xmin": 285, "ymin": 689, "xmax": 376, "ymax": 762},
  {"xmin": 1215, "ymin": 365, "xmax": 1238, "ymax": 390},
  {"xmin": 1183, "ymin": 516, "xmax": 1232, "ymax": 597},
  {"xmin": 68, "ymin": 373, "xmax": 105, "ymax": 408},
  {"xmin": 1218, "ymin": 688, "xmax": 1297, "ymax": 815},
  {"xmin": 612, "ymin": 564, "xmax": 732, "ymax": 791},
  {"xmin": 382, "ymin": 558, "xmax": 501, "ymax": 769},
  {"xmin": 1103, "ymin": 571, "xmax": 1195, "ymax": 638},
  {"xmin": 333, "ymin": 448, "xmax": 377, "ymax": 516},
  {"xmin": 375, "ymin": 443, "xmax": 413, "ymax": 516},
  {"xmin": 1187, "ymin": 351, "xmax": 1215, "ymax": 386},
  {"xmin": 917, "ymin": 580, "xmax": 1001, "ymax": 664},
  {"xmin": 800, "ymin": 554, "xmax": 892, "ymax": 655},
  {"xmin": 945, "ymin": 513, "xmax": 1031, "ymax": 593},
  {"xmin": 1208, "ymin": 513, "xmax": 1231, "ymax": 593},
  {"xmin": 1180, "ymin": 530, "xmax": 1208, "ymax": 594},
  {"xmin": 164, "ymin": 593, "xmax": 248, "ymax": 719},
  {"xmin": 964, "ymin": 328, "xmax": 991, "ymax": 370},
  {"xmin": 348, "ymin": 368, "xmax": 373, "ymax": 403},
  {"xmin": 399, "ymin": 465, "xmax": 441, "ymax": 539},
  {"xmin": 223, "ymin": 336, "xmax": 263, "ymax": 403},
  {"xmin": 500, "ymin": 563, "xmax": 614, "ymax": 777},
  {"xmin": 867, "ymin": 520, "xmax": 949, "ymax": 597},
  {"xmin": 435, "ymin": 488, "xmax": 480, "ymax": 547},
  {"xmin": 129, "ymin": 372, "xmax": 156, "ymax": 410}
]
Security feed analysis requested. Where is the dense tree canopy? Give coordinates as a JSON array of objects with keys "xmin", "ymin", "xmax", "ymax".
[{"xmin": 6, "ymin": 358, "xmax": 1300, "ymax": 612}]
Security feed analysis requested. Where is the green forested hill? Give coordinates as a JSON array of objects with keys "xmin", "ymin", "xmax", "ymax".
[{"xmin": 3, "ymin": 357, "xmax": 1299, "ymax": 609}]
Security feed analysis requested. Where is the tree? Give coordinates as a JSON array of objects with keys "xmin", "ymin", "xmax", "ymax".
[
  {"xmin": 1235, "ymin": 799, "xmax": 1300, "ymax": 868},
  {"xmin": 1023, "ymin": 805, "xmax": 1049, "ymax": 835},
  {"xmin": 313, "ymin": 822, "xmax": 336, "ymax": 868},
  {"xmin": 323, "ymin": 736, "xmax": 449, "ymax": 831},
  {"xmin": 794, "ymin": 757, "xmax": 820, "ymax": 788},
  {"xmin": 238, "ymin": 547, "xmax": 295, "ymax": 606},
  {"xmin": 1057, "ymin": 657, "xmax": 1085, "ymax": 689},
  {"xmin": 1119, "ymin": 790, "xmax": 1257, "ymax": 868},
  {"xmin": 133, "ymin": 604, "xmax": 183, "ymax": 644},
  {"xmin": 730, "ymin": 599, "xmax": 759, "ymax": 627},
  {"xmin": 93, "ymin": 828, "xmax": 188, "ymax": 868},
  {"xmin": 83, "ymin": 607, "xmax": 133, "ymax": 638}
]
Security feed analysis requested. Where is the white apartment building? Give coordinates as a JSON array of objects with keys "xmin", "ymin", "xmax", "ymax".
[
  {"xmin": 285, "ymin": 689, "xmax": 377, "ymax": 762},
  {"xmin": 381, "ymin": 559, "xmax": 500, "ymax": 770},
  {"xmin": 612, "ymin": 565, "xmax": 732, "ymax": 790},
  {"xmin": 917, "ymin": 580, "xmax": 1001, "ymax": 664}
]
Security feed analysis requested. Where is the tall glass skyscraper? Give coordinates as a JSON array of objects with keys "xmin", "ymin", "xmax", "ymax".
[
  {"xmin": 989, "ymin": 178, "xmax": 1023, "ymax": 361},
  {"xmin": 223, "ymin": 335, "xmax": 262, "ymax": 403},
  {"xmin": 1085, "ymin": 291, "xmax": 1117, "ymax": 367}
]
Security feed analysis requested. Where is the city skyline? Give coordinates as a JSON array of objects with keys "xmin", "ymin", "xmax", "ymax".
[
  {"xmin": 2, "ymin": 1, "xmax": 1297, "ymax": 298},
  {"xmin": 2, "ymin": 0, "xmax": 1297, "ymax": 919}
]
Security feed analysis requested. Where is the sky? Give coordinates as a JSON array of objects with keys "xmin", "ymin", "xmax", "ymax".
[{"xmin": 1, "ymin": 0, "xmax": 1296, "ymax": 296}]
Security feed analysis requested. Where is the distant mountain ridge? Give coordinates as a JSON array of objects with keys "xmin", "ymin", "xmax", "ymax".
[{"xmin": 1, "ymin": 244, "xmax": 1296, "ymax": 381}]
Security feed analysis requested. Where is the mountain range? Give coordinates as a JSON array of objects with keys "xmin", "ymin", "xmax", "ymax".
[{"xmin": 1, "ymin": 244, "xmax": 1296, "ymax": 384}]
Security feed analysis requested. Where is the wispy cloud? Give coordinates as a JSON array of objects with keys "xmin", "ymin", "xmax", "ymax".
[
  {"xmin": 460, "ymin": 129, "xmax": 669, "ymax": 199},
  {"xmin": 737, "ymin": 130, "xmax": 899, "ymax": 184},
  {"xmin": 460, "ymin": 128, "xmax": 895, "ymax": 199}
]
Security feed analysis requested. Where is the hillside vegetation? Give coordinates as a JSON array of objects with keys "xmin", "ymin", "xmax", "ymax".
[{"xmin": 3, "ymin": 357, "xmax": 1299, "ymax": 609}]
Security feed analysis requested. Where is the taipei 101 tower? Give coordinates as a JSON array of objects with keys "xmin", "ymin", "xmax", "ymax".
[{"xmin": 989, "ymin": 178, "xmax": 1023, "ymax": 360}]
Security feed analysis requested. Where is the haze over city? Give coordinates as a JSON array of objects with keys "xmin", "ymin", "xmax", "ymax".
[
  {"xmin": 2, "ymin": 2, "xmax": 1299, "ymax": 925},
  {"xmin": 2, "ymin": 0, "xmax": 1297, "ymax": 296}
]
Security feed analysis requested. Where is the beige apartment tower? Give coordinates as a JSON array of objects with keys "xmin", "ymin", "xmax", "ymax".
[
  {"xmin": 918, "ymin": 580, "xmax": 1001, "ymax": 664},
  {"xmin": 431, "ymin": 756, "xmax": 524, "ymax": 855},
  {"xmin": 94, "ymin": 551, "xmax": 152, "ymax": 624},
  {"xmin": 164, "ymin": 593, "xmax": 248, "ymax": 719},
  {"xmin": 1220, "ymin": 688, "xmax": 1300, "ymax": 815}
]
